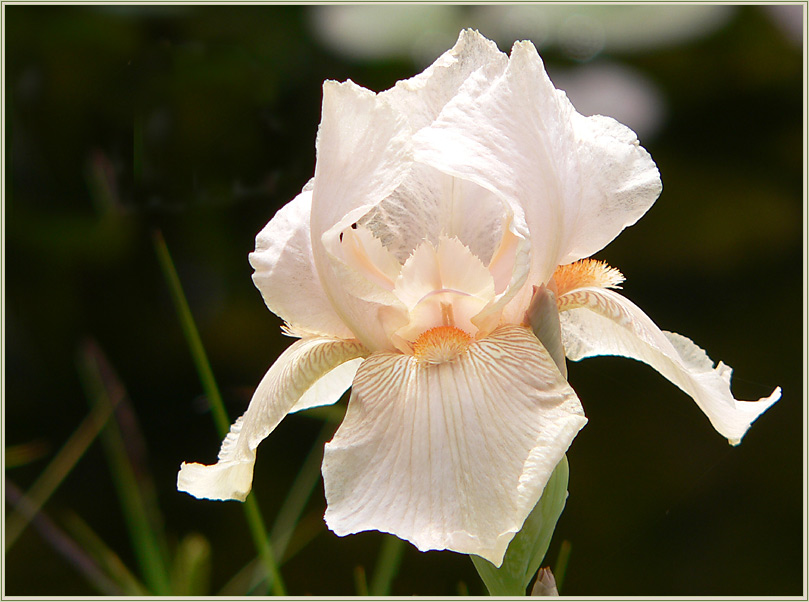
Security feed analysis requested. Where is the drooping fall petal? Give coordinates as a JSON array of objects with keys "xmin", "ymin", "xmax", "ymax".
[
  {"xmin": 178, "ymin": 337, "xmax": 367, "ymax": 501},
  {"xmin": 322, "ymin": 325, "xmax": 587, "ymax": 566},
  {"xmin": 289, "ymin": 357, "xmax": 364, "ymax": 414},
  {"xmin": 557, "ymin": 287, "xmax": 780, "ymax": 444}
]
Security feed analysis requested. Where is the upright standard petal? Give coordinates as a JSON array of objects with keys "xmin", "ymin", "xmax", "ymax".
[
  {"xmin": 557, "ymin": 287, "xmax": 780, "ymax": 444},
  {"xmin": 322, "ymin": 325, "xmax": 587, "ymax": 566},
  {"xmin": 382, "ymin": 28, "xmax": 508, "ymax": 132},
  {"xmin": 178, "ymin": 337, "xmax": 367, "ymax": 501},
  {"xmin": 250, "ymin": 188, "xmax": 354, "ymax": 339},
  {"xmin": 310, "ymin": 79, "xmax": 412, "ymax": 351},
  {"xmin": 559, "ymin": 113, "xmax": 662, "ymax": 265},
  {"xmin": 360, "ymin": 163, "xmax": 519, "ymax": 269},
  {"xmin": 413, "ymin": 38, "xmax": 661, "ymax": 294}
]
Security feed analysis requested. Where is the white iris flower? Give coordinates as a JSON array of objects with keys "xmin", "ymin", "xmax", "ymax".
[{"xmin": 177, "ymin": 30, "xmax": 780, "ymax": 566}]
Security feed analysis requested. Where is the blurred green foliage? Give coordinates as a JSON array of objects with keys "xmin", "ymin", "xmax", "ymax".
[{"xmin": 5, "ymin": 5, "xmax": 803, "ymax": 596}]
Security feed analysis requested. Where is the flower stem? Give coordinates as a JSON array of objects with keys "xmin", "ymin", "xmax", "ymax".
[{"xmin": 152, "ymin": 229, "xmax": 286, "ymax": 595}]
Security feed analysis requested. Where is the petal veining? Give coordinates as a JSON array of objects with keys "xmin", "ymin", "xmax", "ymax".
[
  {"xmin": 557, "ymin": 287, "xmax": 780, "ymax": 444},
  {"xmin": 361, "ymin": 164, "xmax": 515, "ymax": 267},
  {"xmin": 322, "ymin": 325, "xmax": 587, "ymax": 566},
  {"xmin": 178, "ymin": 337, "xmax": 368, "ymax": 502}
]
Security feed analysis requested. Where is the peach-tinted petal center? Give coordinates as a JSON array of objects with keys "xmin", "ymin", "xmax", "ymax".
[{"xmin": 413, "ymin": 325, "xmax": 473, "ymax": 364}]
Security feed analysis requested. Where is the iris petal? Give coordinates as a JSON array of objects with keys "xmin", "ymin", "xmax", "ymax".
[
  {"xmin": 310, "ymin": 79, "xmax": 412, "ymax": 351},
  {"xmin": 558, "ymin": 287, "xmax": 780, "ymax": 444},
  {"xmin": 413, "ymin": 37, "xmax": 661, "ymax": 303},
  {"xmin": 250, "ymin": 189, "xmax": 354, "ymax": 339},
  {"xmin": 178, "ymin": 337, "xmax": 367, "ymax": 501},
  {"xmin": 322, "ymin": 325, "xmax": 586, "ymax": 566}
]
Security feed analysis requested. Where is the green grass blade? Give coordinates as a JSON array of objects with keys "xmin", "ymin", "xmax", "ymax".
[
  {"xmin": 5, "ymin": 440, "xmax": 49, "ymax": 469},
  {"xmin": 354, "ymin": 565, "xmax": 369, "ymax": 596},
  {"xmin": 243, "ymin": 497, "xmax": 286, "ymax": 595},
  {"xmin": 152, "ymin": 230, "xmax": 230, "ymax": 434},
  {"xmin": 220, "ymin": 421, "xmax": 333, "ymax": 595},
  {"xmin": 171, "ymin": 533, "xmax": 212, "ymax": 596},
  {"xmin": 5, "ymin": 399, "xmax": 115, "ymax": 550},
  {"xmin": 276, "ymin": 511, "xmax": 324, "ymax": 564},
  {"xmin": 153, "ymin": 230, "xmax": 286, "ymax": 595},
  {"xmin": 5, "ymin": 480, "xmax": 126, "ymax": 596},
  {"xmin": 369, "ymin": 534, "xmax": 405, "ymax": 596},
  {"xmin": 552, "ymin": 539, "xmax": 572, "ymax": 593},
  {"xmin": 269, "ymin": 422, "xmax": 333, "ymax": 560},
  {"xmin": 62, "ymin": 511, "xmax": 150, "ymax": 596},
  {"xmin": 77, "ymin": 341, "xmax": 173, "ymax": 594},
  {"xmin": 299, "ymin": 403, "xmax": 346, "ymax": 424}
]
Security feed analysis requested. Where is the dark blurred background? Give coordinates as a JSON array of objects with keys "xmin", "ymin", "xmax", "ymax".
[{"xmin": 4, "ymin": 4, "xmax": 804, "ymax": 596}]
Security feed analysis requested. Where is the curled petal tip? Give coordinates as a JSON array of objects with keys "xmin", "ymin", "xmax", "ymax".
[
  {"xmin": 177, "ymin": 460, "xmax": 254, "ymax": 502},
  {"xmin": 727, "ymin": 385, "xmax": 782, "ymax": 446}
]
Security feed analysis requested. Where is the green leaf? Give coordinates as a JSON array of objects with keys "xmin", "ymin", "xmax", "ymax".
[
  {"xmin": 471, "ymin": 455, "xmax": 570, "ymax": 596},
  {"xmin": 77, "ymin": 340, "xmax": 173, "ymax": 595},
  {"xmin": 62, "ymin": 511, "xmax": 150, "ymax": 596},
  {"xmin": 5, "ymin": 398, "xmax": 115, "ymax": 550},
  {"xmin": 153, "ymin": 230, "xmax": 286, "ymax": 596}
]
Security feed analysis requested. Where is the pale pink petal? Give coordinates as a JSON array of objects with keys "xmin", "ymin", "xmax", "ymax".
[
  {"xmin": 394, "ymin": 237, "xmax": 497, "ymax": 342},
  {"xmin": 361, "ymin": 163, "xmax": 519, "ymax": 268},
  {"xmin": 336, "ymin": 224, "xmax": 402, "ymax": 291},
  {"xmin": 559, "ymin": 113, "xmax": 662, "ymax": 265},
  {"xmin": 413, "ymin": 38, "xmax": 660, "ymax": 303},
  {"xmin": 310, "ymin": 79, "xmax": 412, "ymax": 352},
  {"xmin": 382, "ymin": 29, "xmax": 508, "ymax": 132},
  {"xmin": 289, "ymin": 357, "xmax": 363, "ymax": 413},
  {"xmin": 363, "ymin": 171, "xmax": 532, "ymax": 339},
  {"xmin": 178, "ymin": 337, "xmax": 367, "ymax": 501},
  {"xmin": 249, "ymin": 188, "xmax": 354, "ymax": 339},
  {"xmin": 487, "ymin": 216, "xmax": 526, "ymax": 296},
  {"xmin": 412, "ymin": 41, "xmax": 571, "ymax": 291},
  {"xmin": 395, "ymin": 237, "xmax": 495, "ymax": 309},
  {"xmin": 322, "ymin": 325, "xmax": 587, "ymax": 566},
  {"xmin": 558, "ymin": 287, "xmax": 780, "ymax": 444},
  {"xmin": 473, "ymin": 218, "xmax": 533, "ymax": 335}
]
